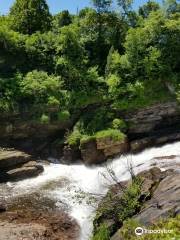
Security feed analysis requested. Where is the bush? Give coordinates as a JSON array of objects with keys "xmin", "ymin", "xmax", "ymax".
[
  {"xmin": 117, "ymin": 177, "xmax": 142, "ymax": 222},
  {"xmin": 40, "ymin": 113, "xmax": 50, "ymax": 124},
  {"xmin": 95, "ymin": 129, "xmax": 125, "ymax": 142},
  {"xmin": 47, "ymin": 96, "xmax": 60, "ymax": 109},
  {"xmin": 58, "ymin": 110, "xmax": 70, "ymax": 122},
  {"xmin": 112, "ymin": 118, "xmax": 127, "ymax": 132},
  {"xmin": 92, "ymin": 224, "xmax": 110, "ymax": 240}
]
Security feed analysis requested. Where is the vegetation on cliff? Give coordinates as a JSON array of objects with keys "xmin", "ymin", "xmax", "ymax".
[{"xmin": 0, "ymin": 0, "xmax": 179, "ymax": 148}]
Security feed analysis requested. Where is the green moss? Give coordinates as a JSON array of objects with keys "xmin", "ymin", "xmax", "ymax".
[
  {"xmin": 80, "ymin": 135, "xmax": 96, "ymax": 145},
  {"xmin": 95, "ymin": 129, "xmax": 126, "ymax": 142}
]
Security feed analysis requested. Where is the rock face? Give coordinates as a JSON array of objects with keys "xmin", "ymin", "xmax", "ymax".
[
  {"xmin": 80, "ymin": 139, "xmax": 106, "ymax": 165},
  {"xmin": 93, "ymin": 163, "xmax": 180, "ymax": 239},
  {"xmin": 135, "ymin": 171, "xmax": 180, "ymax": 225},
  {"xmin": 80, "ymin": 137, "xmax": 129, "ymax": 165},
  {"xmin": 122, "ymin": 101, "xmax": 180, "ymax": 152},
  {"xmin": 0, "ymin": 149, "xmax": 44, "ymax": 182},
  {"xmin": 62, "ymin": 145, "xmax": 81, "ymax": 163},
  {"xmin": 125, "ymin": 102, "xmax": 180, "ymax": 137}
]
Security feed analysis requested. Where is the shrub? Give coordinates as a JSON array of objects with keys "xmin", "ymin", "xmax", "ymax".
[
  {"xmin": 92, "ymin": 224, "xmax": 110, "ymax": 240},
  {"xmin": 47, "ymin": 96, "xmax": 60, "ymax": 108},
  {"xmin": 95, "ymin": 129, "xmax": 125, "ymax": 142},
  {"xmin": 40, "ymin": 113, "xmax": 50, "ymax": 124},
  {"xmin": 120, "ymin": 215, "xmax": 180, "ymax": 240},
  {"xmin": 58, "ymin": 110, "xmax": 70, "ymax": 122},
  {"xmin": 117, "ymin": 177, "xmax": 142, "ymax": 222},
  {"xmin": 66, "ymin": 129, "xmax": 82, "ymax": 146},
  {"xmin": 112, "ymin": 118, "xmax": 127, "ymax": 132}
]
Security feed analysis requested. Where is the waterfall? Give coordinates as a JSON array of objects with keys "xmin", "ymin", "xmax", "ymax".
[{"xmin": 3, "ymin": 141, "xmax": 180, "ymax": 240}]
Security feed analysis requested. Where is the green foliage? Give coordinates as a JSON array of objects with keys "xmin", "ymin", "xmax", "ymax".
[
  {"xmin": 112, "ymin": 118, "xmax": 127, "ymax": 132},
  {"xmin": 57, "ymin": 110, "xmax": 70, "ymax": 122},
  {"xmin": 139, "ymin": 1, "xmax": 160, "ymax": 18},
  {"xmin": 92, "ymin": 223, "xmax": 110, "ymax": 240},
  {"xmin": 93, "ymin": 176, "xmax": 142, "ymax": 238},
  {"xmin": 118, "ymin": 177, "xmax": 142, "ymax": 222},
  {"xmin": 66, "ymin": 130, "xmax": 82, "ymax": 146},
  {"xmin": 9, "ymin": 0, "xmax": 52, "ymax": 34},
  {"xmin": 0, "ymin": 0, "xmax": 179, "ymax": 146},
  {"xmin": 119, "ymin": 215, "xmax": 180, "ymax": 240},
  {"xmin": 20, "ymin": 70, "xmax": 63, "ymax": 106},
  {"xmin": 53, "ymin": 10, "xmax": 72, "ymax": 30},
  {"xmin": 40, "ymin": 113, "xmax": 50, "ymax": 124},
  {"xmin": 95, "ymin": 129, "xmax": 125, "ymax": 141},
  {"xmin": 92, "ymin": 0, "xmax": 112, "ymax": 13},
  {"xmin": 80, "ymin": 135, "xmax": 96, "ymax": 145}
]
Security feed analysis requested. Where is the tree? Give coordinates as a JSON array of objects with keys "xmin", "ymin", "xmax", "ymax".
[
  {"xmin": 53, "ymin": 10, "xmax": 72, "ymax": 29},
  {"xmin": 117, "ymin": 0, "xmax": 133, "ymax": 15},
  {"xmin": 9, "ymin": 0, "xmax": 52, "ymax": 34},
  {"xmin": 92, "ymin": 0, "xmax": 112, "ymax": 13},
  {"xmin": 139, "ymin": 1, "xmax": 160, "ymax": 18}
]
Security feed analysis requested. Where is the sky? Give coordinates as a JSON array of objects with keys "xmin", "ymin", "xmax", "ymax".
[{"xmin": 0, "ymin": 0, "xmax": 162, "ymax": 15}]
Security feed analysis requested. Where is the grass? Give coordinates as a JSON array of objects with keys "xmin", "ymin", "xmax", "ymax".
[{"xmin": 92, "ymin": 224, "xmax": 110, "ymax": 240}]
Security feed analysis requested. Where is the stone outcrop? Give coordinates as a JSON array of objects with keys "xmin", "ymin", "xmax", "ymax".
[
  {"xmin": 135, "ymin": 171, "xmax": 180, "ymax": 225},
  {"xmin": 93, "ymin": 161, "xmax": 180, "ymax": 239},
  {"xmin": 124, "ymin": 102, "xmax": 180, "ymax": 137},
  {"xmin": 80, "ymin": 137, "xmax": 129, "ymax": 165},
  {"xmin": 0, "ymin": 150, "xmax": 31, "ymax": 170},
  {"xmin": 0, "ymin": 149, "xmax": 44, "ymax": 182},
  {"xmin": 80, "ymin": 139, "xmax": 106, "ymax": 165}
]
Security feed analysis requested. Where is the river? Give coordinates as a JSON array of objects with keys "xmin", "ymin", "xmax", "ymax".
[{"xmin": 1, "ymin": 141, "xmax": 180, "ymax": 240}]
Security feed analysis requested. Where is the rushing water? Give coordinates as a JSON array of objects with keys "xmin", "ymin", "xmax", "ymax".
[{"xmin": 2, "ymin": 141, "xmax": 180, "ymax": 240}]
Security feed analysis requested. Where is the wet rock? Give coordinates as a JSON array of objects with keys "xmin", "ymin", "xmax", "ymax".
[
  {"xmin": 0, "ymin": 150, "xmax": 31, "ymax": 170},
  {"xmin": 0, "ymin": 150, "xmax": 44, "ymax": 182},
  {"xmin": 6, "ymin": 163, "xmax": 44, "ymax": 182},
  {"xmin": 62, "ymin": 145, "xmax": 81, "ymax": 163}
]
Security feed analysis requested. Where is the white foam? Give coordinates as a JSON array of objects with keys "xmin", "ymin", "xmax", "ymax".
[{"xmin": 5, "ymin": 141, "xmax": 180, "ymax": 240}]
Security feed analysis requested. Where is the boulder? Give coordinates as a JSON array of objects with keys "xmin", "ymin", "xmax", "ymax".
[
  {"xmin": 96, "ymin": 137, "xmax": 129, "ymax": 157},
  {"xmin": 6, "ymin": 162, "xmax": 44, "ymax": 182},
  {"xmin": 81, "ymin": 137, "xmax": 129, "ymax": 165},
  {"xmin": 80, "ymin": 139, "xmax": 106, "ymax": 165},
  {"xmin": 0, "ymin": 150, "xmax": 31, "ymax": 170}
]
